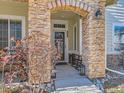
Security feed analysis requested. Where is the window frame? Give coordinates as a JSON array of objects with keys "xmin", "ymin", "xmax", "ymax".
[
  {"xmin": 0, "ymin": 15, "xmax": 25, "ymax": 48},
  {"xmin": 73, "ymin": 23, "xmax": 78, "ymax": 51},
  {"xmin": 112, "ymin": 23, "xmax": 124, "ymax": 54}
]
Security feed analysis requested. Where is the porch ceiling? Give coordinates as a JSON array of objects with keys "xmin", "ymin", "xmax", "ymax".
[{"xmin": 51, "ymin": 11, "xmax": 79, "ymax": 20}]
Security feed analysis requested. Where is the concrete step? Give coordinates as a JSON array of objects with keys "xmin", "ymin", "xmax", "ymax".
[
  {"xmin": 53, "ymin": 85, "xmax": 102, "ymax": 93},
  {"xmin": 52, "ymin": 65, "xmax": 102, "ymax": 93}
]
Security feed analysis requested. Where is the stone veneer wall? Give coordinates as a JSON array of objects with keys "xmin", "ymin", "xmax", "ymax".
[
  {"xmin": 28, "ymin": 0, "xmax": 106, "ymax": 82},
  {"xmin": 82, "ymin": 13, "xmax": 105, "ymax": 78},
  {"xmin": 28, "ymin": 0, "xmax": 51, "ymax": 84},
  {"xmin": 84, "ymin": 1, "xmax": 105, "ymax": 78},
  {"xmin": 82, "ymin": 1, "xmax": 106, "ymax": 78}
]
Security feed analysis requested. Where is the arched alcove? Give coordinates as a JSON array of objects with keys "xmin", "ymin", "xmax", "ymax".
[{"xmin": 28, "ymin": 0, "xmax": 106, "ymax": 83}]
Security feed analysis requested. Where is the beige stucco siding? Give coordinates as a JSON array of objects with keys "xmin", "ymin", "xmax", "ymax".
[
  {"xmin": 0, "ymin": 1, "xmax": 28, "ymax": 34},
  {"xmin": 68, "ymin": 19, "xmax": 75, "ymax": 51},
  {"xmin": 68, "ymin": 17, "xmax": 80, "ymax": 53}
]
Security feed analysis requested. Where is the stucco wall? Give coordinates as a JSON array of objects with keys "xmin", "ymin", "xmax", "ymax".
[
  {"xmin": 68, "ymin": 18, "xmax": 80, "ymax": 53},
  {"xmin": 0, "ymin": 1, "xmax": 28, "ymax": 33}
]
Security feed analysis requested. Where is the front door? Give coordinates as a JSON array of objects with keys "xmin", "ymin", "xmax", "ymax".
[{"xmin": 54, "ymin": 31, "xmax": 66, "ymax": 62}]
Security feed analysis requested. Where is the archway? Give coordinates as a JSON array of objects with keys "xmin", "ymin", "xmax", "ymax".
[
  {"xmin": 28, "ymin": 0, "xmax": 106, "ymax": 83},
  {"xmin": 49, "ymin": 0, "xmax": 90, "ymax": 64}
]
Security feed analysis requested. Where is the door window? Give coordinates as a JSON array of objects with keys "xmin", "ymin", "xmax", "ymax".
[{"xmin": 55, "ymin": 32, "xmax": 65, "ymax": 61}]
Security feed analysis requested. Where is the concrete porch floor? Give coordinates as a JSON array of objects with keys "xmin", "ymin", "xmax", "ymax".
[{"xmin": 53, "ymin": 64, "xmax": 102, "ymax": 93}]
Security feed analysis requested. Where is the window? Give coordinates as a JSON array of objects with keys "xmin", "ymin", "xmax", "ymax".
[
  {"xmin": 0, "ymin": 16, "xmax": 25, "ymax": 49},
  {"xmin": 10, "ymin": 20, "xmax": 22, "ymax": 46},
  {"xmin": 73, "ymin": 26, "xmax": 77, "ymax": 50},
  {"xmin": 0, "ymin": 19, "xmax": 8, "ymax": 49},
  {"xmin": 113, "ymin": 23, "xmax": 124, "ymax": 52},
  {"xmin": 54, "ymin": 24, "xmax": 65, "ymax": 28}
]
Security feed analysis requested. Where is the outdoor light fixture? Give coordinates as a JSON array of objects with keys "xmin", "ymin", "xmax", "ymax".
[{"xmin": 95, "ymin": 8, "xmax": 102, "ymax": 18}]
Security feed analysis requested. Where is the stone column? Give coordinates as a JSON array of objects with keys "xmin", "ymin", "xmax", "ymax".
[
  {"xmin": 79, "ymin": 18, "xmax": 83, "ymax": 55},
  {"xmin": 82, "ymin": 0, "xmax": 106, "ymax": 78},
  {"xmin": 28, "ymin": 0, "xmax": 51, "ymax": 84}
]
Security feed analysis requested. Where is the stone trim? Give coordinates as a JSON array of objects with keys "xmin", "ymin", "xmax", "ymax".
[{"xmin": 48, "ymin": 0, "xmax": 93, "ymax": 12}]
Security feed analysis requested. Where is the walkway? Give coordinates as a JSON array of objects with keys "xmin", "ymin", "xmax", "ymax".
[{"xmin": 53, "ymin": 64, "xmax": 102, "ymax": 93}]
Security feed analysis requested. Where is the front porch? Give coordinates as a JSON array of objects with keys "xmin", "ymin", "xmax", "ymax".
[
  {"xmin": 51, "ymin": 10, "xmax": 83, "ymax": 64},
  {"xmin": 28, "ymin": 0, "xmax": 105, "ymax": 81},
  {"xmin": 53, "ymin": 64, "xmax": 102, "ymax": 93}
]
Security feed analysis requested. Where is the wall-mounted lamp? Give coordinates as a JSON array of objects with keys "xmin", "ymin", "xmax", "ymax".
[{"xmin": 95, "ymin": 8, "xmax": 102, "ymax": 18}]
